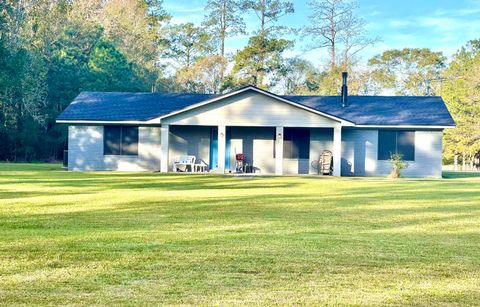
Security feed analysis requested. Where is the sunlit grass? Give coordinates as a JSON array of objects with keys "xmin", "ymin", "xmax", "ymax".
[{"xmin": 1, "ymin": 163, "xmax": 479, "ymax": 305}]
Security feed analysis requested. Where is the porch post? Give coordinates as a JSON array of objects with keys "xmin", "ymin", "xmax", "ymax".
[
  {"xmin": 275, "ymin": 126, "xmax": 284, "ymax": 175},
  {"xmin": 160, "ymin": 124, "xmax": 169, "ymax": 173},
  {"xmin": 217, "ymin": 125, "xmax": 226, "ymax": 174},
  {"xmin": 333, "ymin": 125, "xmax": 342, "ymax": 176}
]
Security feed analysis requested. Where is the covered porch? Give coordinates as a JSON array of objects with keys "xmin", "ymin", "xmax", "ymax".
[
  {"xmin": 160, "ymin": 124, "xmax": 342, "ymax": 176},
  {"xmin": 155, "ymin": 87, "xmax": 350, "ymax": 176}
]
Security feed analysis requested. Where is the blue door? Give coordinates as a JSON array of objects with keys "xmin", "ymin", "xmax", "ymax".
[
  {"xmin": 209, "ymin": 127, "xmax": 231, "ymax": 171},
  {"xmin": 225, "ymin": 128, "xmax": 231, "ymax": 171},
  {"xmin": 210, "ymin": 128, "xmax": 218, "ymax": 170}
]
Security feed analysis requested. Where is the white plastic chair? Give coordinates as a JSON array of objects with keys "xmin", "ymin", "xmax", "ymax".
[
  {"xmin": 194, "ymin": 160, "xmax": 209, "ymax": 173},
  {"xmin": 173, "ymin": 156, "xmax": 196, "ymax": 172}
]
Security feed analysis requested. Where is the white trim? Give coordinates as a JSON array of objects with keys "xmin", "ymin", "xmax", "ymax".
[
  {"xmin": 160, "ymin": 124, "xmax": 169, "ymax": 172},
  {"xmin": 156, "ymin": 86, "xmax": 355, "ymax": 126},
  {"xmin": 355, "ymin": 125, "xmax": 455, "ymax": 129},
  {"xmin": 332, "ymin": 126, "xmax": 342, "ymax": 177},
  {"xmin": 217, "ymin": 125, "xmax": 226, "ymax": 174},
  {"xmin": 167, "ymin": 123, "xmax": 341, "ymax": 128},
  {"xmin": 275, "ymin": 126, "xmax": 284, "ymax": 175},
  {"xmin": 57, "ymin": 121, "xmax": 455, "ymax": 130}
]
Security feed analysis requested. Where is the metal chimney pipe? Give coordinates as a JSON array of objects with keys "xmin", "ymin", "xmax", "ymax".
[{"xmin": 341, "ymin": 72, "xmax": 348, "ymax": 107}]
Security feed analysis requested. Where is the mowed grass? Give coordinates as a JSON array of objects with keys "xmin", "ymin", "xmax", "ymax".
[{"xmin": 1, "ymin": 164, "xmax": 480, "ymax": 306}]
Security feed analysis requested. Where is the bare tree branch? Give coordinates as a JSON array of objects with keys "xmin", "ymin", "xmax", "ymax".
[{"xmin": 303, "ymin": 0, "xmax": 379, "ymax": 70}]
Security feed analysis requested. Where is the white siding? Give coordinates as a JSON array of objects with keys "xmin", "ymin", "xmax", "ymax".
[
  {"xmin": 68, "ymin": 125, "xmax": 104, "ymax": 170},
  {"xmin": 67, "ymin": 125, "xmax": 444, "ymax": 177},
  {"xmin": 167, "ymin": 126, "xmax": 277, "ymax": 174},
  {"xmin": 68, "ymin": 125, "xmax": 161, "ymax": 171},
  {"xmin": 169, "ymin": 126, "xmax": 211, "ymax": 171},
  {"xmin": 283, "ymin": 128, "xmax": 334, "ymax": 175},
  {"xmin": 309, "ymin": 128, "xmax": 334, "ymax": 175},
  {"xmin": 341, "ymin": 129, "xmax": 378, "ymax": 176},
  {"xmin": 341, "ymin": 129, "xmax": 443, "ymax": 178},
  {"xmin": 376, "ymin": 130, "xmax": 443, "ymax": 178},
  {"xmin": 162, "ymin": 91, "xmax": 339, "ymax": 127},
  {"xmin": 229, "ymin": 127, "xmax": 275, "ymax": 174},
  {"xmin": 283, "ymin": 159, "xmax": 310, "ymax": 175}
]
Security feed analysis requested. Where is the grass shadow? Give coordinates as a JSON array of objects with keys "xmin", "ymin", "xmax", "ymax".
[{"xmin": 443, "ymin": 171, "xmax": 480, "ymax": 179}]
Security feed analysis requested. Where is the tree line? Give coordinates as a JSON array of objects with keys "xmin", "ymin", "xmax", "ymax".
[{"xmin": 0, "ymin": 0, "xmax": 479, "ymax": 167}]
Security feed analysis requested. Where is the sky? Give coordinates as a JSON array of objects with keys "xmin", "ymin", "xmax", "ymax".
[{"xmin": 162, "ymin": 0, "xmax": 480, "ymax": 67}]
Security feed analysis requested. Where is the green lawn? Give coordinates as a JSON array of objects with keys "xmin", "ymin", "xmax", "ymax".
[{"xmin": 1, "ymin": 164, "xmax": 480, "ymax": 305}]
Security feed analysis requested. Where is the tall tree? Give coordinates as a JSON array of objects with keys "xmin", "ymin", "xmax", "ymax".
[
  {"xmin": 233, "ymin": 0, "xmax": 294, "ymax": 87},
  {"xmin": 71, "ymin": 0, "xmax": 171, "ymax": 91},
  {"xmin": 203, "ymin": 0, "xmax": 245, "ymax": 83},
  {"xmin": 303, "ymin": 0, "xmax": 378, "ymax": 70},
  {"xmin": 232, "ymin": 35, "xmax": 291, "ymax": 88},
  {"xmin": 275, "ymin": 58, "xmax": 321, "ymax": 94},
  {"xmin": 298, "ymin": 66, "xmax": 373, "ymax": 96},
  {"xmin": 203, "ymin": 0, "xmax": 245, "ymax": 58},
  {"xmin": 176, "ymin": 55, "xmax": 227, "ymax": 93},
  {"xmin": 442, "ymin": 40, "xmax": 480, "ymax": 169},
  {"xmin": 242, "ymin": 0, "xmax": 294, "ymax": 38},
  {"xmin": 167, "ymin": 23, "xmax": 213, "ymax": 69},
  {"xmin": 84, "ymin": 38, "xmax": 145, "ymax": 91},
  {"xmin": 368, "ymin": 48, "xmax": 446, "ymax": 96},
  {"xmin": 0, "ymin": 0, "xmax": 171, "ymax": 161}
]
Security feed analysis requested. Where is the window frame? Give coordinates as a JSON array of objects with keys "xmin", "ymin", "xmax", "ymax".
[
  {"xmin": 378, "ymin": 130, "xmax": 415, "ymax": 161},
  {"xmin": 103, "ymin": 126, "xmax": 139, "ymax": 156}
]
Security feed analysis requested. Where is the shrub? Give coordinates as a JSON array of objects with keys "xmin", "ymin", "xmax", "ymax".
[{"xmin": 389, "ymin": 153, "xmax": 408, "ymax": 178}]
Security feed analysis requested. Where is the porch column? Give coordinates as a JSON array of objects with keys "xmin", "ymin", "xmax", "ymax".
[
  {"xmin": 333, "ymin": 126, "xmax": 342, "ymax": 176},
  {"xmin": 160, "ymin": 124, "xmax": 169, "ymax": 173},
  {"xmin": 217, "ymin": 125, "xmax": 226, "ymax": 174},
  {"xmin": 275, "ymin": 126, "xmax": 284, "ymax": 175}
]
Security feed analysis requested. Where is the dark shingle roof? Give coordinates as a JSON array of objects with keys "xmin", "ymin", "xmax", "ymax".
[
  {"xmin": 57, "ymin": 92, "xmax": 218, "ymax": 121},
  {"xmin": 285, "ymin": 95, "xmax": 455, "ymax": 126},
  {"xmin": 57, "ymin": 89, "xmax": 455, "ymax": 126}
]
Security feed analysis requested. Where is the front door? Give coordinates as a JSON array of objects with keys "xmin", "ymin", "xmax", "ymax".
[
  {"xmin": 209, "ymin": 128, "xmax": 218, "ymax": 170},
  {"xmin": 209, "ymin": 127, "xmax": 231, "ymax": 171}
]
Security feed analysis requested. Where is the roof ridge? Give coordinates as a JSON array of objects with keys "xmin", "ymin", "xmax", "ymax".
[{"xmin": 78, "ymin": 91, "xmax": 442, "ymax": 99}]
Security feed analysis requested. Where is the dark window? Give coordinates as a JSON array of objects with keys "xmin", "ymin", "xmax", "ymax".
[
  {"xmin": 104, "ymin": 126, "xmax": 138, "ymax": 156},
  {"xmin": 378, "ymin": 130, "xmax": 415, "ymax": 161},
  {"xmin": 104, "ymin": 126, "xmax": 121, "ymax": 155},
  {"xmin": 283, "ymin": 128, "xmax": 310, "ymax": 159},
  {"xmin": 378, "ymin": 131, "xmax": 396, "ymax": 160},
  {"xmin": 121, "ymin": 126, "xmax": 139, "ymax": 155},
  {"xmin": 397, "ymin": 131, "xmax": 415, "ymax": 161}
]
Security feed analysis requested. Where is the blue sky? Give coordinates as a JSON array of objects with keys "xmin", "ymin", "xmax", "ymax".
[{"xmin": 163, "ymin": 0, "xmax": 480, "ymax": 66}]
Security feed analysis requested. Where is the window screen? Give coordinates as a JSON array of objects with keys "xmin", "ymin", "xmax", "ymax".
[
  {"xmin": 283, "ymin": 128, "xmax": 310, "ymax": 159},
  {"xmin": 104, "ymin": 126, "xmax": 138, "ymax": 156},
  {"xmin": 378, "ymin": 130, "xmax": 415, "ymax": 161}
]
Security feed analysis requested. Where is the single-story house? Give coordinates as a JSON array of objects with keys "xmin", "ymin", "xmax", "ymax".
[{"xmin": 56, "ymin": 76, "xmax": 455, "ymax": 177}]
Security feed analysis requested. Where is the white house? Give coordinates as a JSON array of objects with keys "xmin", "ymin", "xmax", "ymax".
[{"xmin": 56, "ymin": 76, "xmax": 455, "ymax": 177}]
